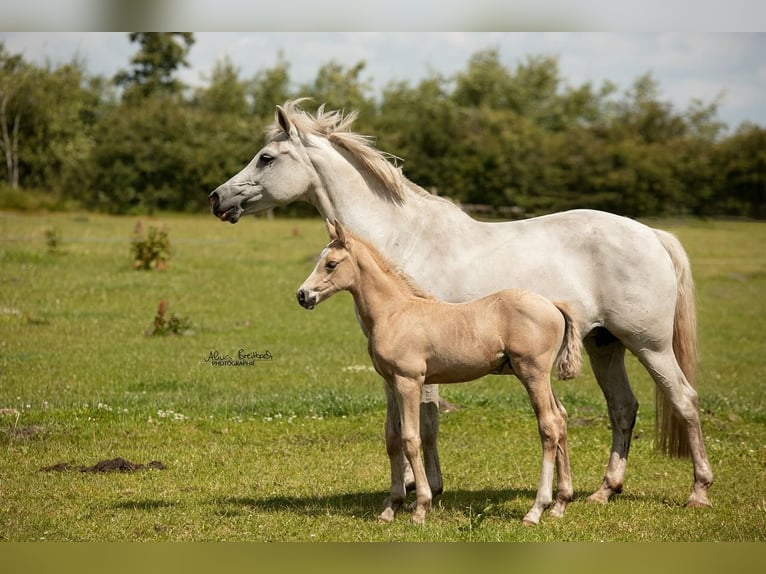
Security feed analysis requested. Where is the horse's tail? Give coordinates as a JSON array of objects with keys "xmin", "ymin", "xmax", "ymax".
[
  {"xmin": 653, "ymin": 229, "xmax": 697, "ymax": 458},
  {"xmin": 554, "ymin": 303, "xmax": 582, "ymax": 381}
]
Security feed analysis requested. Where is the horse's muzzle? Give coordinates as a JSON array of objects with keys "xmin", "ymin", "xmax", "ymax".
[
  {"xmin": 296, "ymin": 289, "xmax": 316, "ymax": 310},
  {"xmin": 208, "ymin": 191, "xmax": 241, "ymax": 223}
]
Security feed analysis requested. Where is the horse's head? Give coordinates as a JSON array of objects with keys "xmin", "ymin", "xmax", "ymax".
[
  {"xmin": 297, "ymin": 220, "xmax": 356, "ymax": 310},
  {"xmin": 209, "ymin": 103, "xmax": 318, "ymax": 223}
]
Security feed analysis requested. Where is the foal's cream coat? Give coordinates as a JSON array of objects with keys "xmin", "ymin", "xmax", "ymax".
[{"xmin": 298, "ymin": 220, "xmax": 582, "ymax": 524}]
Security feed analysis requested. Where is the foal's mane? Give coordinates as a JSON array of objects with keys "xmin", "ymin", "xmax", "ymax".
[
  {"xmin": 337, "ymin": 230, "xmax": 434, "ymax": 301},
  {"xmin": 268, "ymin": 99, "xmax": 417, "ymax": 202}
]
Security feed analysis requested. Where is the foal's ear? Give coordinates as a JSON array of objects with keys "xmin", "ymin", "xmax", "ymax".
[
  {"xmin": 325, "ymin": 218, "xmax": 348, "ymax": 246},
  {"xmin": 333, "ymin": 219, "xmax": 348, "ymax": 246},
  {"xmin": 325, "ymin": 218, "xmax": 337, "ymax": 240}
]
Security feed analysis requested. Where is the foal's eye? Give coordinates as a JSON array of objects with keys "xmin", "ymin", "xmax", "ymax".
[
  {"xmin": 325, "ymin": 261, "xmax": 338, "ymax": 271},
  {"xmin": 259, "ymin": 153, "xmax": 274, "ymax": 166}
]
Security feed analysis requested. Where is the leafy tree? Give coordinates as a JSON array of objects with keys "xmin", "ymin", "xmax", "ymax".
[
  {"xmin": 114, "ymin": 32, "xmax": 195, "ymax": 102},
  {"xmin": 194, "ymin": 55, "xmax": 249, "ymax": 117},
  {"xmin": 453, "ymin": 48, "xmax": 514, "ymax": 109},
  {"xmin": 299, "ymin": 60, "xmax": 375, "ymax": 119},
  {"xmin": 0, "ymin": 44, "xmax": 30, "ymax": 188},
  {"xmin": 251, "ymin": 52, "xmax": 292, "ymax": 118},
  {"xmin": 711, "ymin": 124, "xmax": 766, "ymax": 218},
  {"xmin": 377, "ymin": 75, "xmax": 464, "ymax": 194},
  {"xmin": 3, "ymin": 40, "xmax": 764, "ymax": 221},
  {"xmin": 1, "ymin": 44, "xmax": 101, "ymax": 196}
]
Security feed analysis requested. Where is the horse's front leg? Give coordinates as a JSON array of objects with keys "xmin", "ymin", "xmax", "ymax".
[
  {"xmin": 420, "ymin": 383, "xmax": 443, "ymax": 496},
  {"xmin": 394, "ymin": 375, "xmax": 431, "ymax": 524},
  {"xmin": 379, "ymin": 383, "xmax": 406, "ymax": 523},
  {"xmin": 549, "ymin": 394, "xmax": 573, "ymax": 519}
]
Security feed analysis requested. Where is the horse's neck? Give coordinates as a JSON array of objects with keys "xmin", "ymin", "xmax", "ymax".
[
  {"xmin": 347, "ymin": 244, "xmax": 412, "ymax": 332},
  {"xmin": 309, "ymin": 147, "xmax": 475, "ymax": 260}
]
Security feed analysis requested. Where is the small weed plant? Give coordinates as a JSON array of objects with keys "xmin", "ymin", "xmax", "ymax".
[
  {"xmin": 44, "ymin": 227, "xmax": 63, "ymax": 254},
  {"xmin": 131, "ymin": 221, "xmax": 170, "ymax": 270},
  {"xmin": 146, "ymin": 300, "xmax": 193, "ymax": 336}
]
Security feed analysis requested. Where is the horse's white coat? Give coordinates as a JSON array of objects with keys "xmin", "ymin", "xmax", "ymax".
[{"xmin": 210, "ymin": 101, "xmax": 713, "ymax": 509}]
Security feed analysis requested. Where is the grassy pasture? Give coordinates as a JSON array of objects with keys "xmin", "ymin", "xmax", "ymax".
[{"xmin": 0, "ymin": 211, "xmax": 765, "ymax": 541}]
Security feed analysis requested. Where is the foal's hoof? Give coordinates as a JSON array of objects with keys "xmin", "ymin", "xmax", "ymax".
[
  {"xmin": 411, "ymin": 511, "xmax": 426, "ymax": 525},
  {"xmin": 549, "ymin": 501, "xmax": 568, "ymax": 518},
  {"xmin": 686, "ymin": 494, "xmax": 712, "ymax": 508},
  {"xmin": 586, "ymin": 490, "xmax": 611, "ymax": 505},
  {"xmin": 378, "ymin": 508, "xmax": 395, "ymax": 523}
]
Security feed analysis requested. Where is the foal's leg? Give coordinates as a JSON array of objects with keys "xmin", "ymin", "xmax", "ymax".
[
  {"xmin": 395, "ymin": 376, "xmax": 432, "ymax": 524},
  {"xmin": 379, "ymin": 383, "xmax": 406, "ymax": 523},
  {"xmin": 635, "ymin": 348, "xmax": 713, "ymax": 507},
  {"xmin": 583, "ymin": 333, "xmax": 638, "ymax": 503},
  {"xmin": 519, "ymin": 371, "xmax": 567, "ymax": 526}
]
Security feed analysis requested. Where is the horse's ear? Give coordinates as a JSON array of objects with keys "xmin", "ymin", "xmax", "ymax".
[{"xmin": 275, "ymin": 105, "xmax": 296, "ymax": 139}]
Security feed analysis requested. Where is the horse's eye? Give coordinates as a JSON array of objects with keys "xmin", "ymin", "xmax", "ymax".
[
  {"xmin": 259, "ymin": 153, "xmax": 274, "ymax": 166},
  {"xmin": 325, "ymin": 261, "xmax": 338, "ymax": 271}
]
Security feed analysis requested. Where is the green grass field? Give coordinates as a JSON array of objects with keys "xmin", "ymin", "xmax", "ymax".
[{"xmin": 1, "ymin": 211, "xmax": 765, "ymax": 541}]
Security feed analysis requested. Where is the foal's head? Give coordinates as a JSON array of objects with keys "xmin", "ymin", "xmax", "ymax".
[{"xmin": 296, "ymin": 220, "xmax": 357, "ymax": 310}]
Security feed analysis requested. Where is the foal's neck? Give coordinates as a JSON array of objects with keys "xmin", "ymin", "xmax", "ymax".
[{"xmin": 347, "ymin": 244, "xmax": 416, "ymax": 332}]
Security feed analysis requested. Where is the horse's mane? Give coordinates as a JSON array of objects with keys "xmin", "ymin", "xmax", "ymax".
[
  {"xmin": 267, "ymin": 99, "xmax": 413, "ymax": 202},
  {"xmin": 335, "ymin": 229, "xmax": 434, "ymax": 301}
]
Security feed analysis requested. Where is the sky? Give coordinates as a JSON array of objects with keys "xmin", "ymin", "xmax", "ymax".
[{"xmin": 1, "ymin": 31, "xmax": 765, "ymax": 131}]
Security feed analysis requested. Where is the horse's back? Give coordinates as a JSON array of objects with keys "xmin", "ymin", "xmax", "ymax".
[{"xmin": 469, "ymin": 209, "xmax": 679, "ymax": 340}]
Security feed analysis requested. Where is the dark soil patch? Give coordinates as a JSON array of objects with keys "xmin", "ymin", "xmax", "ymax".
[{"xmin": 40, "ymin": 457, "xmax": 166, "ymax": 473}]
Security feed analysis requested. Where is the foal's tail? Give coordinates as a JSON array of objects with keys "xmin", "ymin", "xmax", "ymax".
[
  {"xmin": 653, "ymin": 229, "xmax": 697, "ymax": 458},
  {"xmin": 554, "ymin": 303, "xmax": 582, "ymax": 381}
]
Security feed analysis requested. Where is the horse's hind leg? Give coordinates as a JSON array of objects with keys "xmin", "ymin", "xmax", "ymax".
[
  {"xmin": 635, "ymin": 348, "xmax": 713, "ymax": 507},
  {"xmin": 584, "ymin": 331, "xmax": 638, "ymax": 503}
]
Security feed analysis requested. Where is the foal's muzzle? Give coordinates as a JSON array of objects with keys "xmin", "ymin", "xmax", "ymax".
[{"xmin": 296, "ymin": 289, "xmax": 317, "ymax": 310}]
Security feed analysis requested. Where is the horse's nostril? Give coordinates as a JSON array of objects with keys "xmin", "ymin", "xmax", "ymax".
[
  {"xmin": 209, "ymin": 191, "xmax": 220, "ymax": 212},
  {"xmin": 297, "ymin": 290, "xmax": 306, "ymax": 305}
]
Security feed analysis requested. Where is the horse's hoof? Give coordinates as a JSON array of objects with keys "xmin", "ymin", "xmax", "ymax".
[
  {"xmin": 411, "ymin": 512, "xmax": 426, "ymax": 525},
  {"xmin": 521, "ymin": 518, "xmax": 538, "ymax": 527}
]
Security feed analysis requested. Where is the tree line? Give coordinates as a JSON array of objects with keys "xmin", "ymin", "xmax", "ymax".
[{"xmin": 1, "ymin": 33, "xmax": 764, "ymax": 219}]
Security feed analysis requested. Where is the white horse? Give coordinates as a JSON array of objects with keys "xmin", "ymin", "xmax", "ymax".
[{"xmin": 209, "ymin": 100, "xmax": 712, "ymax": 508}]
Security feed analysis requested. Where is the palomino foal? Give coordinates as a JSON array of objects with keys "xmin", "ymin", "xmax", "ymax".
[{"xmin": 297, "ymin": 220, "xmax": 582, "ymax": 525}]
